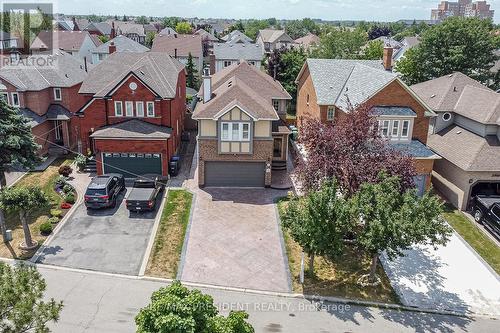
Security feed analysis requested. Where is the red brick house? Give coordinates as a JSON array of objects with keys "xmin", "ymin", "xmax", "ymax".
[
  {"xmin": 295, "ymin": 56, "xmax": 440, "ymax": 194},
  {"xmin": 76, "ymin": 52, "xmax": 186, "ymax": 178},
  {"xmin": 0, "ymin": 50, "xmax": 88, "ymax": 155}
]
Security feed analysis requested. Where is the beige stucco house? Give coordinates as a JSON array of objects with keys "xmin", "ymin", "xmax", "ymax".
[{"xmin": 192, "ymin": 61, "xmax": 292, "ymax": 187}]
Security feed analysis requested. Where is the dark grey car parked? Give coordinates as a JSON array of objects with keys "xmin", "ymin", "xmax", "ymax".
[{"xmin": 84, "ymin": 174, "xmax": 125, "ymax": 209}]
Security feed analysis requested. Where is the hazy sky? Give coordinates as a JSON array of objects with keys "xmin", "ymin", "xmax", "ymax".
[{"xmin": 54, "ymin": 0, "xmax": 500, "ymax": 22}]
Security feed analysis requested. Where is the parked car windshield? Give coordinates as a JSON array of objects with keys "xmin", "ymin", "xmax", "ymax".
[
  {"xmin": 85, "ymin": 188, "xmax": 107, "ymax": 196},
  {"xmin": 493, "ymin": 206, "xmax": 500, "ymax": 219}
]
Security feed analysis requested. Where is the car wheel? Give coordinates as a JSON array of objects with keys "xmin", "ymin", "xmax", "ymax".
[{"xmin": 474, "ymin": 209, "xmax": 483, "ymax": 224}]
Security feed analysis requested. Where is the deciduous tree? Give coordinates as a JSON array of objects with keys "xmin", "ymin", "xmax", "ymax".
[
  {"xmin": 311, "ymin": 26, "xmax": 367, "ymax": 59},
  {"xmin": 145, "ymin": 31, "xmax": 156, "ymax": 48},
  {"xmin": 0, "ymin": 262, "xmax": 63, "ymax": 333},
  {"xmin": 362, "ymin": 39, "xmax": 383, "ymax": 60},
  {"xmin": 175, "ymin": 21, "xmax": 192, "ymax": 34},
  {"xmin": 350, "ymin": 173, "xmax": 451, "ymax": 283}
]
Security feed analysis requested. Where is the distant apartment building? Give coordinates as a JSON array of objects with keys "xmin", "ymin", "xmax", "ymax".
[{"xmin": 431, "ymin": 0, "xmax": 494, "ymax": 21}]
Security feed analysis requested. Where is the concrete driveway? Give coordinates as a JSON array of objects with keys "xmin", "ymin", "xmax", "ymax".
[
  {"xmin": 381, "ymin": 232, "xmax": 500, "ymax": 316},
  {"xmin": 37, "ymin": 188, "xmax": 162, "ymax": 275},
  {"xmin": 180, "ymin": 187, "xmax": 291, "ymax": 293}
]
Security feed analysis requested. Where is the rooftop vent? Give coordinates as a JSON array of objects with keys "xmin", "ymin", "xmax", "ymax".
[
  {"xmin": 228, "ymin": 80, "xmax": 233, "ymax": 87},
  {"xmin": 430, "ymin": 94, "xmax": 436, "ymax": 98}
]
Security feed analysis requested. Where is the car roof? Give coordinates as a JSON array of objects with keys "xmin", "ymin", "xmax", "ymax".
[{"xmin": 87, "ymin": 174, "xmax": 121, "ymax": 189}]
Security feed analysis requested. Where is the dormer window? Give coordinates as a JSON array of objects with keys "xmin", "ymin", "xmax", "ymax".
[{"xmin": 54, "ymin": 88, "xmax": 62, "ymax": 101}]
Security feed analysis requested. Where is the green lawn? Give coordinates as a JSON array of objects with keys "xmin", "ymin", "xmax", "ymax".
[
  {"xmin": 277, "ymin": 198, "xmax": 400, "ymax": 304},
  {"xmin": 443, "ymin": 205, "xmax": 500, "ymax": 275},
  {"xmin": 145, "ymin": 189, "xmax": 193, "ymax": 278},
  {"xmin": 0, "ymin": 157, "xmax": 74, "ymax": 259}
]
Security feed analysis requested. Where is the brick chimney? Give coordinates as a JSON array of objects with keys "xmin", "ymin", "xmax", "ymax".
[
  {"xmin": 383, "ymin": 46, "xmax": 393, "ymax": 71},
  {"xmin": 72, "ymin": 17, "xmax": 79, "ymax": 31},
  {"xmin": 110, "ymin": 22, "xmax": 116, "ymax": 39},
  {"xmin": 108, "ymin": 41, "xmax": 116, "ymax": 54}
]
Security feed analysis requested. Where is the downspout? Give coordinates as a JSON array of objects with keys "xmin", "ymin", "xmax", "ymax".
[{"xmin": 104, "ymin": 98, "xmax": 109, "ymax": 126}]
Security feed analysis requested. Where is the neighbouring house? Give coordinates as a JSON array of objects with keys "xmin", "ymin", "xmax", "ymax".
[
  {"xmin": 194, "ymin": 28, "xmax": 219, "ymax": 43},
  {"xmin": 221, "ymin": 30, "xmax": 253, "ymax": 44},
  {"xmin": 256, "ymin": 29, "xmax": 294, "ymax": 54},
  {"xmin": 192, "ymin": 61, "xmax": 292, "ymax": 187},
  {"xmin": 151, "ymin": 34, "xmax": 203, "ymax": 75},
  {"xmin": 295, "ymin": 56, "xmax": 440, "ymax": 195},
  {"xmin": 84, "ymin": 22, "xmax": 113, "ymax": 38},
  {"xmin": 0, "ymin": 50, "xmax": 89, "ymax": 155},
  {"xmin": 212, "ymin": 43, "xmax": 263, "ymax": 73},
  {"xmin": 159, "ymin": 27, "xmax": 177, "ymax": 36},
  {"xmin": 412, "ymin": 72, "xmax": 500, "ymax": 210},
  {"xmin": 76, "ymin": 52, "xmax": 186, "ymax": 178},
  {"xmin": 393, "ymin": 36, "xmax": 421, "ymax": 65},
  {"xmin": 31, "ymin": 30, "xmax": 102, "ymax": 60},
  {"xmin": 294, "ymin": 33, "xmax": 320, "ymax": 50},
  {"xmin": 143, "ymin": 24, "xmax": 158, "ymax": 34},
  {"xmin": 91, "ymin": 35, "xmax": 149, "ymax": 64},
  {"xmin": 113, "ymin": 22, "xmax": 147, "ymax": 45},
  {"xmin": 0, "ymin": 30, "xmax": 21, "ymax": 61}
]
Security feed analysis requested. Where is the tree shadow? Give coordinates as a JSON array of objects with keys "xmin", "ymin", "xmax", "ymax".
[{"xmin": 36, "ymin": 245, "xmax": 63, "ymax": 263}]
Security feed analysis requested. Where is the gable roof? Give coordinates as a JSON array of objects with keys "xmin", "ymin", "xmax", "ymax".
[
  {"xmin": 115, "ymin": 22, "xmax": 146, "ymax": 37},
  {"xmin": 257, "ymin": 29, "xmax": 293, "ymax": 43},
  {"xmin": 79, "ymin": 52, "xmax": 184, "ymax": 98},
  {"xmin": 0, "ymin": 50, "xmax": 87, "ymax": 91},
  {"xmin": 428, "ymin": 125, "xmax": 500, "ymax": 171},
  {"xmin": 151, "ymin": 34, "xmax": 203, "ymax": 58},
  {"xmin": 194, "ymin": 29, "xmax": 219, "ymax": 42},
  {"xmin": 294, "ymin": 33, "xmax": 320, "ymax": 49},
  {"xmin": 213, "ymin": 43, "xmax": 263, "ymax": 61},
  {"xmin": 411, "ymin": 72, "xmax": 500, "ymax": 124},
  {"xmin": 93, "ymin": 35, "xmax": 149, "ymax": 54},
  {"xmin": 221, "ymin": 30, "xmax": 253, "ymax": 44},
  {"xmin": 90, "ymin": 119, "xmax": 172, "ymax": 139},
  {"xmin": 299, "ymin": 58, "xmax": 394, "ymax": 108},
  {"xmin": 193, "ymin": 61, "xmax": 291, "ymax": 120},
  {"xmin": 159, "ymin": 27, "xmax": 177, "ymax": 35},
  {"xmin": 85, "ymin": 22, "xmax": 112, "ymax": 36},
  {"xmin": 31, "ymin": 30, "xmax": 93, "ymax": 51}
]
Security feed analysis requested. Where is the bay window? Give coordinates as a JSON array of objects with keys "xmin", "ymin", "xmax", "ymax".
[
  {"xmin": 401, "ymin": 120, "xmax": 410, "ymax": 137},
  {"xmin": 379, "ymin": 120, "xmax": 390, "ymax": 137},
  {"xmin": 221, "ymin": 122, "xmax": 250, "ymax": 141}
]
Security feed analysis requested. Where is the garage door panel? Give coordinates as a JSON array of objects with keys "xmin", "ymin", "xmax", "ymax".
[
  {"xmin": 103, "ymin": 153, "xmax": 162, "ymax": 179},
  {"xmin": 205, "ymin": 161, "xmax": 265, "ymax": 187}
]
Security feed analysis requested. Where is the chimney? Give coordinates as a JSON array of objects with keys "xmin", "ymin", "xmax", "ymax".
[
  {"xmin": 72, "ymin": 17, "xmax": 79, "ymax": 31},
  {"xmin": 174, "ymin": 48, "xmax": 177, "ymax": 58},
  {"xmin": 202, "ymin": 67, "xmax": 212, "ymax": 103},
  {"xmin": 109, "ymin": 41, "xmax": 116, "ymax": 54},
  {"xmin": 110, "ymin": 22, "xmax": 116, "ymax": 39},
  {"xmin": 209, "ymin": 53, "xmax": 215, "ymax": 75},
  {"xmin": 383, "ymin": 45, "xmax": 393, "ymax": 71}
]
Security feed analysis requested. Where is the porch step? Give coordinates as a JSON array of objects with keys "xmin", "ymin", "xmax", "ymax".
[
  {"xmin": 83, "ymin": 156, "xmax": 97, "ymax": 173},
  {"xmin": 272, "ymin": 161, "xmax": 287, "ymax": 171}
]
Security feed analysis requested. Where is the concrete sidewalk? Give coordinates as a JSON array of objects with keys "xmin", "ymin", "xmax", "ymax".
[{"xmin": 381, "ymin": 231, "xmax": 500, "ymax": 316}]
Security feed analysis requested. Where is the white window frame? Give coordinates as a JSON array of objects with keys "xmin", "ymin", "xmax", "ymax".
[
  {"xmin": 401, "ymin": 120, "xmax": 410, "ymax": 138},
  {"xmin": 327, "ymin": 106, "xmax": 335, "ymax": 121},
  {"xmin": 114, "ymin": 101, "xmax": 123, "ymax": 116},
  {"xmin": 391, "ymin": 120, "xmax": 400, "ymax": 138},
  {"xmin": 221, "ymin": 122, "xmax": 251, "ymax": 142},
  {"xmin": 146, "ymin": 102, "xmax": 155, "ymax": 117},
  {"xmin": 379, "ymin": 120, "xmax": 390, "ymax": 137},
  {"xmin": 11, "ymin": 92, "xmax": 19, "ymax": 107},
  {"xmin": 223, "ymin": 60, "xmax": 232, "ymax": 67},
  {"xmin": 53, "ymin": 87, "xmax": 62, "ymax": 101},
  {"xmin": 125, "ymin": 101, "xmax": 134, "ymax": 117},
  {"xmin": 136, "ymin": 101, "xmax": 144, "ymax": 117}
]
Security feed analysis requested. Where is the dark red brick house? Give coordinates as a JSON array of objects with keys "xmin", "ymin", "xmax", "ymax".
[
  {"xmin": 76, "ymin": 52, "xmax": 186, "ymax": 178},
  {"xmin": 0, "ymin": 51, "xmax": 88, "ymax": 155}
]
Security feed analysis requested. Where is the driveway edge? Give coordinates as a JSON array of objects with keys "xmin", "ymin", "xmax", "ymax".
[
  {"xmin": 138, "ymin": 188, "xmax": 169, "ymax": 276},
  {"xmin": 273, "ymin": 198, "xmax": 293, "ymax": 293},
  {"xmin": 176, "ymin": 188, "xmax": 197, "ymax": 280}
]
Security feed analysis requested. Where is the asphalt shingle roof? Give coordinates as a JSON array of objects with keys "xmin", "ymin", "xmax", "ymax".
[
  {"xmin": 304, "ymin": 59, "xmax": 394, "ymax": 109},
  {"xmin": 372, "ymin": 106, "xmax": 417, "ymax": 117},
  {"xmin": 0, "ymin": 50, "xmax": 87, "ymax": 91},
  {"xmin": 221, "ymin": 30, "xmax": 253, "ymax": 44},
  {"xmin": 392, "ymin": 140, "xmax": 439, "ymax": 158},
  {"xmin": 46, "ymin": 104, "xmax": 72, "ymax": 120},
  {"xmin": 258, "ymin": 29, "xmax": 293, "ymax": 43},
  {"xmin": 79, "ymin": 52, "xmax": 184, "ymax": 98},
  {"xmin": 151, "ymin": 34, "xmax": 203, "ymax": 58},
  {"xmin": 85, "ymin": 22, "xmax": 112, "ymax": 36},
  {"xmin": 428, "ymin": 125, "xmax": 500, "ymax": 171},
  {"xmin": 213, "ymin": 43, "xmax": 263, "ymax": 61},
  {"xmin": 93, "ymin": 35, "xmax": 149, "ymax": 54},
  {"xmin": 20, "ymin": 108, "xmax": 46, "ymax": 128},
  {"xmin": 31, "ymin": 30, "xmax": 93, "ymax": 51},
  {"xmin": 90, "ymin": 119, "xmax": 172, "ymax": 139}
]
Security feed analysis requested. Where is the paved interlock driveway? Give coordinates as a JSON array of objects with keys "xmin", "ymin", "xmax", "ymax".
[{"xmin": 180, "ymin": 187, "xmax": 291, "ymax": 292}]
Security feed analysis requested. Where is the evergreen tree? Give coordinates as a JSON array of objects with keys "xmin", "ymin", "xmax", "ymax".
[{"xmin": 185, "ymin": 53, "xmax": 199, "ymax": 89}]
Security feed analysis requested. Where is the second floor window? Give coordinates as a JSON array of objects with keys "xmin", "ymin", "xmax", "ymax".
[
  {"xmin": 273, "ymin": 100, "xmax": 280, "ymax": 111},
  {"xmin": 125, "ymin": 101, "xmax": 134, "ymax": 116},
  {"xmin": 379, "ymin": 120, "xmax": 390, "ymax": 137},
  {"xmin": 327, "ymin": 106, "xmax": 335, "ymax": 121},
  {"xmin": 11, "ymin": 92, "xmax": 19, "ymax": 107},
  {"xmin": 114, "ymin": 101, "xmax": 123, "ymax": 116},
  {"xmin": 221, "ymin": 122, "xmax": 250, "ymax": 141},
  {"xmin": 147, "ymin": 102, "xmax": 155, "ymax": 117},
  {"xmin": 54, "ymin": 88, "xmax": 62, "ymax": 101},
  {"xmin": 379, "ymin": 119, "xmax": 411, "ymax": 140},
  {"xmin": 223, "ymin": 60, "xmax": 232, "ymax": 67},
  {"xmin": 1, "ymin": 92, "xmax": 8, "ymax": 103},
  {"xmin": 136, "ymin": 102, "xmax": 144, "ymax": 117}
]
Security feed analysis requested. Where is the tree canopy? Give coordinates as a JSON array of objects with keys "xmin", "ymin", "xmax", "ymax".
[
  {"xmin": 175, "ymin": 21, "xmax": 192, "ymax": 34},
  {"xmin": 243, "ymin": 20, "xmax": 270, "ymax": 40},
  {"xmin": 135, "ymin": 16, "xmax": 149, "ymax": 25},
  {"xmin": 285, "ymin": 18, "xmax": 320, "ymax": 39},
  {"xmin": 395, "ymin": 17, "xmax": 499, "ymax": 87},
  {"xmin": 162, "ymin": 17, "xmax": 180, "ymax": 29},
  {"xmin": 0, "ymin": 262, "xmax": 63, "ymax": 333},
  {"xmin": 136, "ymin": 281, "xmax": 254, "ymax": 333},
  {"xmin": 310, "ymin": 26, "xmax": 367, "ymax": 59},
  {"xmin": 145, "ymin": 31, "xmax": 156, "ymax": 48}
]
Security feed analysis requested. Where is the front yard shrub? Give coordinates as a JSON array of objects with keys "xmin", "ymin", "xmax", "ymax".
[
  {"xmin": 54, "ymin": 176, "xmax": 68, "ymax": 190},
  {"xmin": 64, "ymin": 193, "xmax": 75, "ymax": 204},
  {"xmin": 50, "ymin": 209, "xmax": 62, "ymax": 218},
  {"xmin": 48, "ymin": 216, "xmax": 60, "ymax": 224},
  {"xmin": 62, "ymin": 184, "xmax": 74, "ymax": 194},
  {"xmin": 39, "ymin": 222, "xmax": 53, "ymax": 235},
  {"xmin": 60, "ymin": 202, "xmax": 72, "ymax": 209},
  {"xmin": 58, "ymin": 165, "xmax": 73, "ymax": 177},
  {"xmin": 75, "ymin": 154, "xmax": 87, "ymax": 171}
]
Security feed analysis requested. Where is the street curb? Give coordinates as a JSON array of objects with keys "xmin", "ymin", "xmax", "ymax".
[
  {"xmin": 176, "ymin": 188, "xmax": 196, "ymax": 280},
  {"xmin": 138, "ymin": 188, "xmax": 169, "ymax": 277}
]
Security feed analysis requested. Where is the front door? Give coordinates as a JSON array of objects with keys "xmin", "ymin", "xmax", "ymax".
[
  {"xmin": 273, "ymin": 138, "xmax": 283, "ymax": 159},
  {"xmin": 54, "ymin": 120, "xmax": 64, "ymax": 144}
]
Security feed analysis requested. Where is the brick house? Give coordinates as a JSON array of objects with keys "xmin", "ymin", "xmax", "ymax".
[
  {"xmin": 412, "ymin": 72, "xmax": 500, "ymax": 210},
  {"xmin": 31, "ymin": 30, "xmax": 102, "ymax": 60},
  {"xmin": 0, "ymin": 50, "xmax": 88, "ymax": 155},
  {"xmin": 76, "ymin": 52, "xmax": 186, "ymax": 178},
  {"xmin": 193, "ymin": 62, "xmax": 291, "ymax": 187},
  {"xmin": 151, "ymin": 34, "xmax": 203, "ymax": 77},
  {"xmin": 295, "ymin": 57, "xmax": 440, "ymax": 194}
]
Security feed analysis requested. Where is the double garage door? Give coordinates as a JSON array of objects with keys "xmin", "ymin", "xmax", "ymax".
[
  {"xmin": 103, "ymin": 153, "xmax": 162, "ymax": 179},
  {"xmin": 204, "ymin": 161, "xmax": 265, "ymax": 187}
]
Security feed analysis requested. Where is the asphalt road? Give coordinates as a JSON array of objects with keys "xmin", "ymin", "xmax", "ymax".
[{"xmin": 36, "ymin": 265, "xmax": 500, "ymax": 333}]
